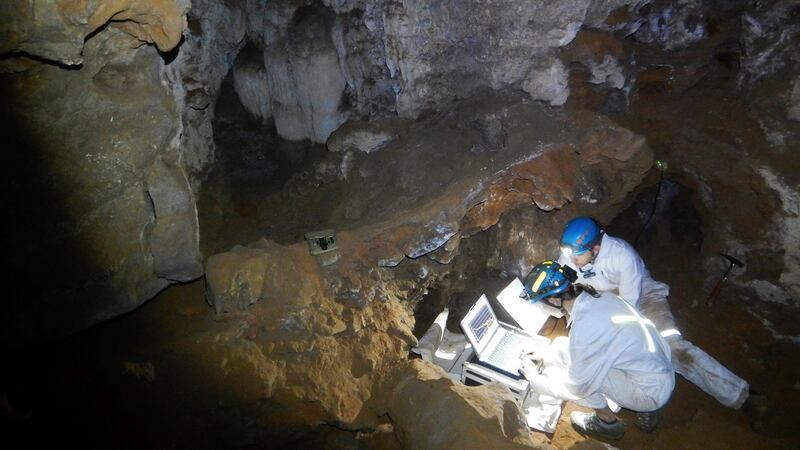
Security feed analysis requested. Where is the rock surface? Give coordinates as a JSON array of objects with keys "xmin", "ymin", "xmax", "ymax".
[
  {"xmin": 225, "ymin": 0, "xmax": 642, "ymax": 139},
  {"xmin": 2, "ymin": 0, "xmax": 656, "ymax": 343},
  {"xmin": 203, "ymin": 90, "xmax": 651, "ymax": 438},
  {"xmin": 2, "ymin": 15, "xmax": 200, "ymax": 343},
  {"xmin": 0, "ymin": 0, "xmax": 186, "ymax": 66},
  {"xmin": 735, "ymin": 0, "xmax": 800, "ymax": 300},
  {"xmin": 374, "ymin": 360, "xmax": 545, "ymax": 450},
  {"xmin": 737, "ymin": 0, "xmax": 800, "ymax": 152}
]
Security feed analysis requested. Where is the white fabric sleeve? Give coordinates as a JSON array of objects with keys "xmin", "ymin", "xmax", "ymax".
[
  {"xmin": 525, "ymin": 371, "xmax": 584, "ymax": 401},
  {"xmin": 615, "ymin": 251, "xmax": 644, "ymax": 308},
  {"xmin": 523, "ymin": 336, "xmax": 599, "ymax": 402}
]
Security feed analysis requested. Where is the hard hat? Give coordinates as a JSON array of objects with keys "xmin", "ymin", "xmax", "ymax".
[
  {"xmin": 522, "ymin": 260, "xmax": 576, "ymax": 303},
  {"xmin": 560, "ymin": 217, "xmax": 604, "ymax": 256}
]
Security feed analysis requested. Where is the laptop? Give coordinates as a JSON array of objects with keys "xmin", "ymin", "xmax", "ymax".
[{"xmin": 460, "ymin": 294, "xmax": 546, "ymax": 377}]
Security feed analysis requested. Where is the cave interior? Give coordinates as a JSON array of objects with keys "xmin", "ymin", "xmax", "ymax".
[{"xmin": 2, "ymin": 1, "xmax": 799, "ymax": 449}]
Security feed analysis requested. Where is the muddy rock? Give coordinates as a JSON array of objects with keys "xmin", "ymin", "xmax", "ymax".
[
  {"xmin": 562, "ymin": 29, "xmax": 626, "ymax": 63},
  {"xmin": 374, "ymin": 360, "xmax": 546, "ymax": 450},
  {"xmin": 206, "ymin": 238, "xmax": 419, "ymax": 424}
]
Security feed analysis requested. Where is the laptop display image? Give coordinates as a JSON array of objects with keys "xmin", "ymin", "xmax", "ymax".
[{"xmin": 460, "ymin": 294, "xmax": 546, "ymax": 377}]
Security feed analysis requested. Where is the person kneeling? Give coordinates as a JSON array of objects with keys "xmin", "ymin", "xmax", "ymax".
[{"xmin": 519, "ymin": 260, "xmax": 675, "ymax": 441}]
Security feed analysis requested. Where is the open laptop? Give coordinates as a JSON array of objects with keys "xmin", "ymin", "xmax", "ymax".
[{"xmin": 460, "ymin": 294, "xmax": 546, "ymax": 377}]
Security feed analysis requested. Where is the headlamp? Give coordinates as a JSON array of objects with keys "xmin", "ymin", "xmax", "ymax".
[{"xmin": 560, "ymin": 246, "xmax": 573, "ymax": 257}]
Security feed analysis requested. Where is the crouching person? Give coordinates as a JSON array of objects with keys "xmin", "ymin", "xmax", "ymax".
[{"xmin": 519, "ymin": 261, "xmax": 674, "ymax": 441}]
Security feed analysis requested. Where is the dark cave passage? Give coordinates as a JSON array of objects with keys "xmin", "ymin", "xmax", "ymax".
[{"xmin": 198, "ymin": 68, "xmax": 346, "ymax": 256}]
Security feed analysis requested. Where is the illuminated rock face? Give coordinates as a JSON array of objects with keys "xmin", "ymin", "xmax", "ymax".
[
  {"xmin": 203, "ymin": 92, "xmax": 651, "ymax": 434},
  {"xmin": 2, "ymin": 0, "xmax": 647, "ymax": 343},
  {"xmin": 0, "ymin": 0, "xmax": 186, "ymax": 66},
  {"xmin": 2, "ymin": 1, "xmax": 199, "ymax": 344}
]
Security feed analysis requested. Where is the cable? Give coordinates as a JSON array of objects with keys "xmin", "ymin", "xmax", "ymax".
[{"xmin": 633, "ymin": 160, "xmax": 667, "ymax": 249}]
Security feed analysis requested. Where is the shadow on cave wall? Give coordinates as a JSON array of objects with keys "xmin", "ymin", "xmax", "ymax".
[{"xmin": 0, "ymin": 68, "xmax": 120, "ymax": 348}]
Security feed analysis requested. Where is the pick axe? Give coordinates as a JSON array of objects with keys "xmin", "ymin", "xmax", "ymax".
[{"xmin": 705, "ymin": 253, "xmax": 745, "ymax": 307}]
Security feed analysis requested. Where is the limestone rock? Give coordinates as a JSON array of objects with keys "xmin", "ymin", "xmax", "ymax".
[
  {"xmin": 627, "ymin": 0, "xmax": 708, "ymax": 50},
  {"xmin": 587, "ymin": 55, "xmax": 626, "ymax": 89},
  {"xmin": 738, "ymin": 0, "xmax": 800, "ymax": 88},
  {"xmin": 326, "ymin": 119, "xmax": 399, "ymax": 154},
  {"xmin": 232, "ymin": 45, "xmax": 272, "ymax": 122},
  {"xmin": 0, "ymin": 0, "xmax": 186, "ymax": 66},
  {"xmin": 736, "ymin": 0, "xmax": 800, "ymax": 152},
  {"xmin": 261, "ymin": 4, "xmax": 348, "ymax": 143},
  {"xmin": 3, "ymin": 25, "xmax": 194, "ymax": 343},
  {"xmin": 218, "ymin": 0, "xmax": 638, "ymax": 121},
  {"xmin": 789, "ymin": 77, "xmax": 800, "ymax": 122},
  {"xmin": 146, "ymin": 149, "xmax": 203, "ymax": 282},
  {"xmin": 164, "ymin": 0, "xmax": 247, "ymax": 187},
  {"xmin": 523, "ymin": 58, "xmax": 570, "ymax": 106},
  {"xmin": 87, "ymin": 0, "xmax": 186, "ymax": 53},
  {"xmin": 376, "ymin": 360, "xmax": 544, "ymax": 450}
]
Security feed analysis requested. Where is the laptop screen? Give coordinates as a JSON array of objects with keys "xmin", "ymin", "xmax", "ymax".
[{"xmin": 468, "ymin": 301, "xmax": 495, "ymax": 345}]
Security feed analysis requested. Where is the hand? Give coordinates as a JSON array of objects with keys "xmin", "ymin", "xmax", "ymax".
[
  {"xmin": 519, "ymin": 357, "xmax": 540, "ymax": 378},
  {"xmin": 522, "ymin": 346, "xmax": 548, "ymax": 363}
]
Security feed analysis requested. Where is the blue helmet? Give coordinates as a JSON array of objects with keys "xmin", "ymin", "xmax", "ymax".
[
  {"xmin": 522, "ymin": 260, "xmax": 576, "ymax": 303},
  {"xmin": 560, "ymin": 217, "xmax": 604, "ymax": 256}
]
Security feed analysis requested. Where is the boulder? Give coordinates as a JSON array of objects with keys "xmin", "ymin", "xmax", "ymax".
[{"xmin": 375, "ymin": 360, "xmax": 546, "ymax": 450}]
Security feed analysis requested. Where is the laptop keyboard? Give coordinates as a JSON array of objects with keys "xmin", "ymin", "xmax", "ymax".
[{"xmin": 488, "ymin": 332, "xmax": 526, "ymax": 366}]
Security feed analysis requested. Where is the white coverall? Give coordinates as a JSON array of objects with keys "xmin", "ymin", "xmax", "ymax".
[
  {"xmin": 557, "ymin": 234, "xmax": 749, "ymax": 408},
  {"xmin": 527, "ymin": 291, "xmax": 674, "ymax": 412}
]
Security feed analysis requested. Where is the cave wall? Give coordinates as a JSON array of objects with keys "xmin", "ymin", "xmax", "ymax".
[
  {"xmin": 2, "ymin": 1, "xmax": 201, "ymax": 344},
  {"xmin": 3, "ymin": 0, "xmax": 797, "ymax": 345},
  {"xmin": 1, "ymin": 0, "xmax": 646, "ymax": 343},
  {"xmin": 736, "ymin": 0, "xmax": 800, "ymax": 301},
  {"xmin": 226, "ymin": 0, "xmax": 641, "ymax": 143}
]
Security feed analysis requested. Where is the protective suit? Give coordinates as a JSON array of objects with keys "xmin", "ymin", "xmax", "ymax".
[
  {"xmin": 528, "ymin": 290, "xmax": 674, "ymax": 412},
  {"xmin": 557, "ymin": 234, "xmax": 749, "ymax": 408}
]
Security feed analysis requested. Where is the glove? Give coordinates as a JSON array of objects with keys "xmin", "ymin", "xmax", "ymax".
[
  {"xmin": 520, "ymin": 363, "xmax": 555, "ymax": 397},
  {"xmin": 519, "ymin": 357, "xmax": 541, "ymax": 378}
]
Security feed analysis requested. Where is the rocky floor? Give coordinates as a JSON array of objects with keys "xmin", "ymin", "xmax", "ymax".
[{"xmin": 3, "ymin": 180, "xmax": 797, "ymax": 449}]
